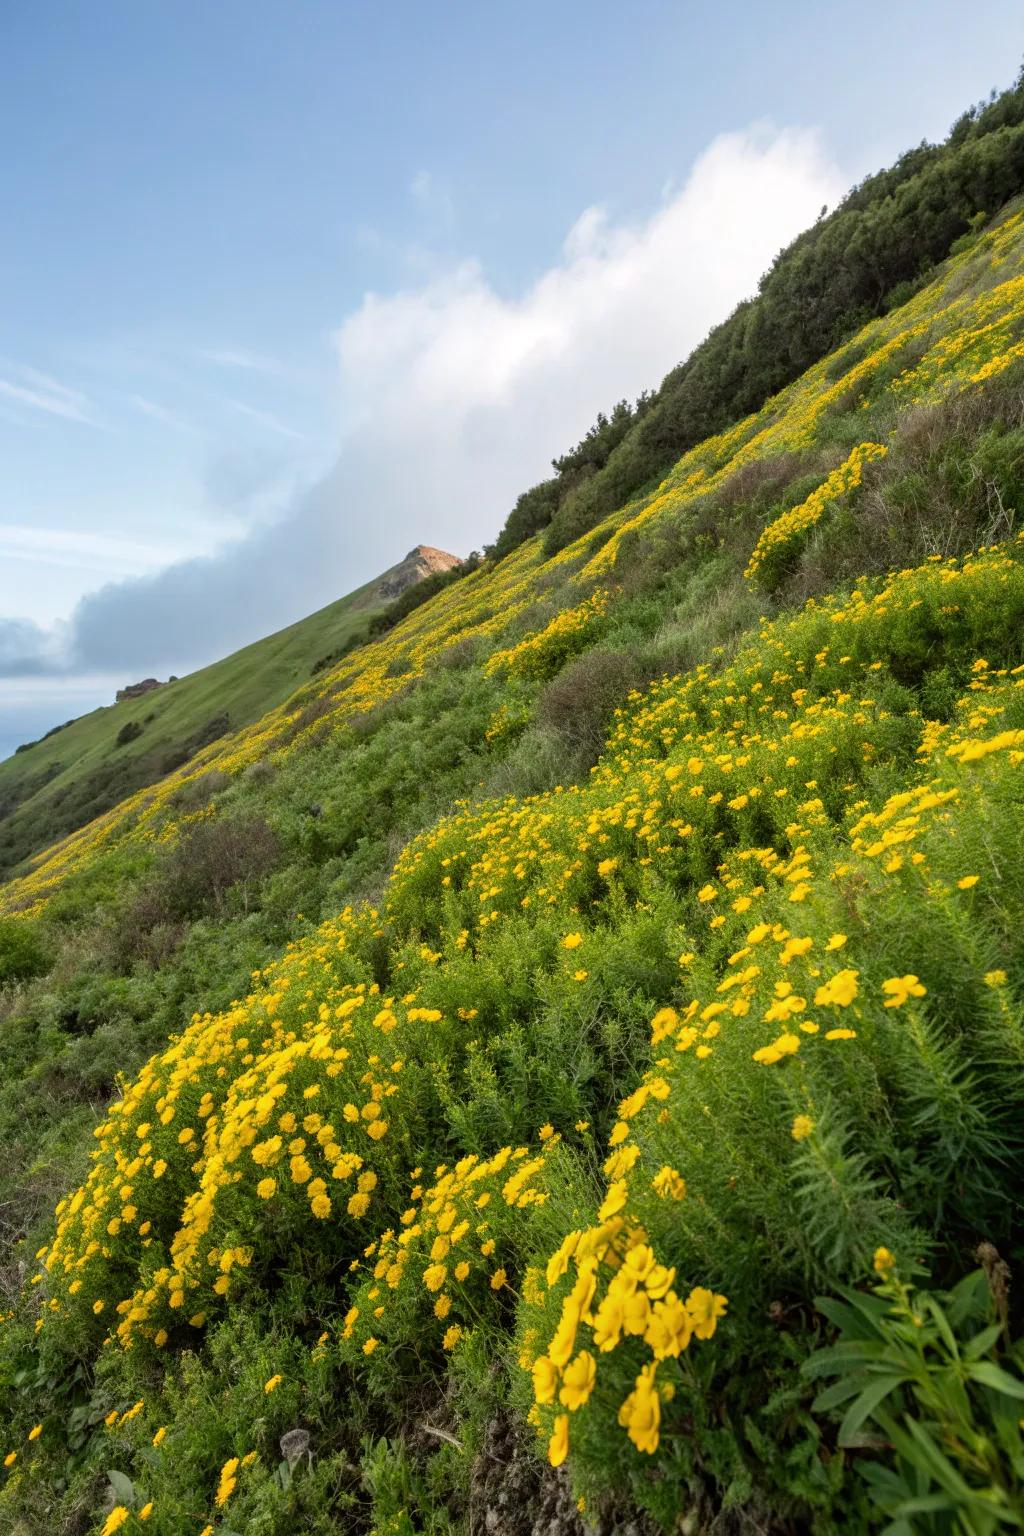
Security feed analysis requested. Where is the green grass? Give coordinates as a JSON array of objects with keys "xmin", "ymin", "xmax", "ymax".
[{"xmin": 0, "ymin": 566, "xmax": 399, "ymax": 878}]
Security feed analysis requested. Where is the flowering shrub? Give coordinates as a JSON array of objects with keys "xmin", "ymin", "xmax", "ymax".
[
  {"xmin": 744, "ymin": 441, "xmax": 888, "ymax": 587},
  {"xmin": 485, "ymin": 591, "xmax": 609, "ymax": 681}
]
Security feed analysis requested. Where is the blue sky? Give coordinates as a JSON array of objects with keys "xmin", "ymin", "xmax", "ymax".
[{"xmin": 2, "ymin": 0, "xmax": 1023, "ymax": 758}]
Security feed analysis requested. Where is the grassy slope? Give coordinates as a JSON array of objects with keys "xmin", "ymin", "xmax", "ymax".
[
  {"xmin": 0, "ymin": 208, "xmax": 1022, "ymax": 1534},
  {"xmin": 0, "ymin": 566, "xmax": 401, "ymax": 879}
]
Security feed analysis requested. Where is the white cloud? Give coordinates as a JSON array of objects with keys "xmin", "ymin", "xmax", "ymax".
[
  {"xmin": 329, "ymin": 125, "xmax": 842, "ymax": 554},
  {"xmin": 0, "ymin": 366, "xmax": 95, "ymax": 425},
  {"xmin": 3, "ymin": 125, "xmax": 843, "ymax": 683}
]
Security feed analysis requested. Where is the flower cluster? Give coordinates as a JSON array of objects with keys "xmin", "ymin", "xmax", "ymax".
[
  {"xmin": 485, "ymin": 591, "xmax": 609, "ymax": 681},
  {"xmin": 339, "ymin": 1137, "xmax": 559, "ymax": 1363},
  {"xmin": 744, "ymin": 441, "xmax": 888, "ymax": 586}
]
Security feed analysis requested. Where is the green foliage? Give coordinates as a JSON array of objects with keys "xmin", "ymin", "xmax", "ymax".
[
  {"xmin": 114, "ymin": 721, "xmax": 144, "ymax": 748},
  {"xmin": 806, "ymin": 1261, "xmax": 1024, "ymax": 1534},
  {"xmin": 0, "ymin": 917, "xmax": 50, "ymax": 985}
]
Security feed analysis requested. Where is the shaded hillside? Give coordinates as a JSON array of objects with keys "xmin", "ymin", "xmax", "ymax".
[
  {"xmin": 0, "ymin": 545, "xmax": 459, "ymax": 879},
  {"xmin": 0, "ymin": 185, "xmax": 1022, "ymax": 1535},
  {"xmin": 490, "ymin": 63, "xmax": 1024, "ymax": 561}
]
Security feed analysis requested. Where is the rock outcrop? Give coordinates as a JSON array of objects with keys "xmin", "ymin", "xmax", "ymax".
[
  {"xmin": 115, "ymin": 678, "xmax": 163, "ymax": 703},
  {"xmin": 375, "ymin": 545, "xmax": 461, "ymax": 602}
]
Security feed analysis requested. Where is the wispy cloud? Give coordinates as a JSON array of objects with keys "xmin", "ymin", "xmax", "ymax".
[
  {"xmin": 227, "ymin": 399, "xmax": 305, "ymax": 441},
  {"xmin": 0, "ymin": 523, "xmax": 188, "ymax": 574},
  {"xmin": 130, "ymin": 393, "xmax": 195, "ymax": 432},
  {"xmin": 199, "ymin": 347, "xmax": 287, "ymax": 376},
  {"xmin": 0, "ymin": 366, "xmax": 95, "ymax": 425}
]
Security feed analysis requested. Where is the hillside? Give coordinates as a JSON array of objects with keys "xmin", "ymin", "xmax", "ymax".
[
  {"xmin": 0, "ymin": 545, "xmax": 460, "ymax": 879},
  {"xmin": 1, "ymin": 159, "xmax": 1024, "ymax": 1536}
]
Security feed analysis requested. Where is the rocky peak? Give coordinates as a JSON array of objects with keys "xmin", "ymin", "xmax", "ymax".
[{"xmin": 375, "ymin": 545, "xmax": 461, "ymax": 602}]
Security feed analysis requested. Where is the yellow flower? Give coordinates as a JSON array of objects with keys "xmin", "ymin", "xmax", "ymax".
[
  {"xmin": 442, "ymin": 1325, "xmax": 462, "ymax": 1351},
  {"xmin": 813, "ymin": 969, "xmax": 859, "ymax": 1008},
  {"xmin": 882, "ymin": 974, "xmax": 926, "ymax": 1008},
  {"xmin": 984, "ymin": 969, "xmax": 1007, "ymax": 987},
  {"xmin": 490, "ymin": 1268, "xmax": 508, "ymax": 1291},
  {"xmin": 598, "ymin": 1179, "xmax": 628, "ymax": 1220},
  {"xmin": 825, "ymin": 933, "xmax": 848, "ymax": 951},
  {"xmin": 92, "ymin": 1299, "xmax": 105, "ymax": 1314},
  {"xmin": 652, "ymin": 1165, "xmax": 687, "ymax": 1201},
  {"xmin": 791, "ymin": 1115, "xmax": 814, "ymax": 1141},
  {"xmin": 215, "ymin": 1456, "xmax": 239, "ymax": 1506},
  {"xmin": 561, "ymin": 933, "xmax": 583, "ymax": 950},
  {"xmin": 100, "ymin": 1511, "xmax": 129, "ymax": 1536},
  {"xmin": 645, "ymin": 1293, "xmax": 692, "ymax": 1359},
  {"xmin": 559, "ymin": 1351, "xmax": 596, "ymax": 1411},
  {"xmin": 685, "ymin": 1286, "xmax": 728, "ymax": 1340},
  {"xmin": 547, "ymin": 1414, "xmax": 569, "ymax": 1467},
  {"xmin": 27, "ymin": 1425, "xmax": 41, "ymax": 1442},
  {"xmin": 264, "ymin": 1374, "xmax": 282, "ymax": 1394},
  {"xmin": 591, "ymin": 1292, "xmax": 625, "ymax": 1353},
  {"xmin": 873, "ymin": 1246, "xmax": 896, "ymax": 1276},
  {"xmin": 310, "ymin": 1193, "xmax": 332, "ymax": 1219},
  {"xmin": 532, "ymin": 1354, "xmax": 559, "ymax": 1404},
  {"xmin": 573, "ymin": 969, "xmax": 588, "ymax": 982},
  {"xmin": 618, "ymin": 1364, "xmax": 660, "ymax": 1454},
  {"xmin": 139, "ymin": 1505, "xmax": 153, "ymax": 1522},
  {"xmin": 256, "ymin": 1177, "xmax": 277, "ymax": 1200},
  {"xmin": 363, "ymin": 1337, "xmax": 379, "ymax": 1355},
  {"xmin": 152, "ymin": 1425, "xmax": 167, "ymax": 1446},
  {"xmin": 597, "ymin": 858, "xmax": 618, "ymax": 877},
  {"xmin": 957, "ymin": 875, "xmax": 980, "ymax": 889},
  {"xmin": 424, "ymin": 1263, "xmax": 448, "ymax": 1292},
  {"xmin": 3, "ymin": 1452, "xmax": 16, "ymax": 1468}
]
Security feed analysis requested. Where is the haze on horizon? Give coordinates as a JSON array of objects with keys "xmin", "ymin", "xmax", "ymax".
[{"xmin": 2, "ymin": 0, "xmax": 1022, "ymax": 760}]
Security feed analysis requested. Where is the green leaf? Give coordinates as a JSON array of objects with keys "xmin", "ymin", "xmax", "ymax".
[
  {"xmin": 895, "ymin": 1417, "xmax": 975, "ymax": 1501},
  {"xmin": 921, "ymin": 1295, "xmax": 958, "ymax": 1358},
  {"xmin": 106, "ymin": 1469, "xmax": 135, "ymax": 1505},
  {"xmin": 967, "ymin": 1362, "xmax": 1024, "ymax": 1399},
  {"xmin": 964, "ymin": 1324, "xmax": 1005, "ymax": 1361},
  {"xmin": 838, "ymin": 1376, "xmax": 906, "ymax": 1445},
  {"xmin": 803, "ymin": 1342, "xmax": 879, "ymax": 1379},
  {"xmin": 811, "ymin": 1376, "xmax": 865, "ymax": 1413}
]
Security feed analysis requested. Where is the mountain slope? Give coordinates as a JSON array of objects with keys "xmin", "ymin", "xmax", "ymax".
[
  {"xmin": 0, "ymin": 545, "xmax": 459, "ymax": 879},
  {"xmin": 0, "ymin": 195, "xmax": 1023, "ymax": 1534},
  {"xmin": 490, "ymin": 63, "xmax": 1024, "ymax": 560}
]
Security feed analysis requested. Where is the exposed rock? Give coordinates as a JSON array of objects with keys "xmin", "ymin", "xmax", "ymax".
[
  {"xmin": 375, "ymin": 544, "xmax": 461, "ymax": 602},
  {"xmin": 279, "ymin": 1427, "xmax": 311, "ymax": 1469},
  {"xmin": 115, "ymin": 677, "xmax": 164, "ymax": 703}
]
